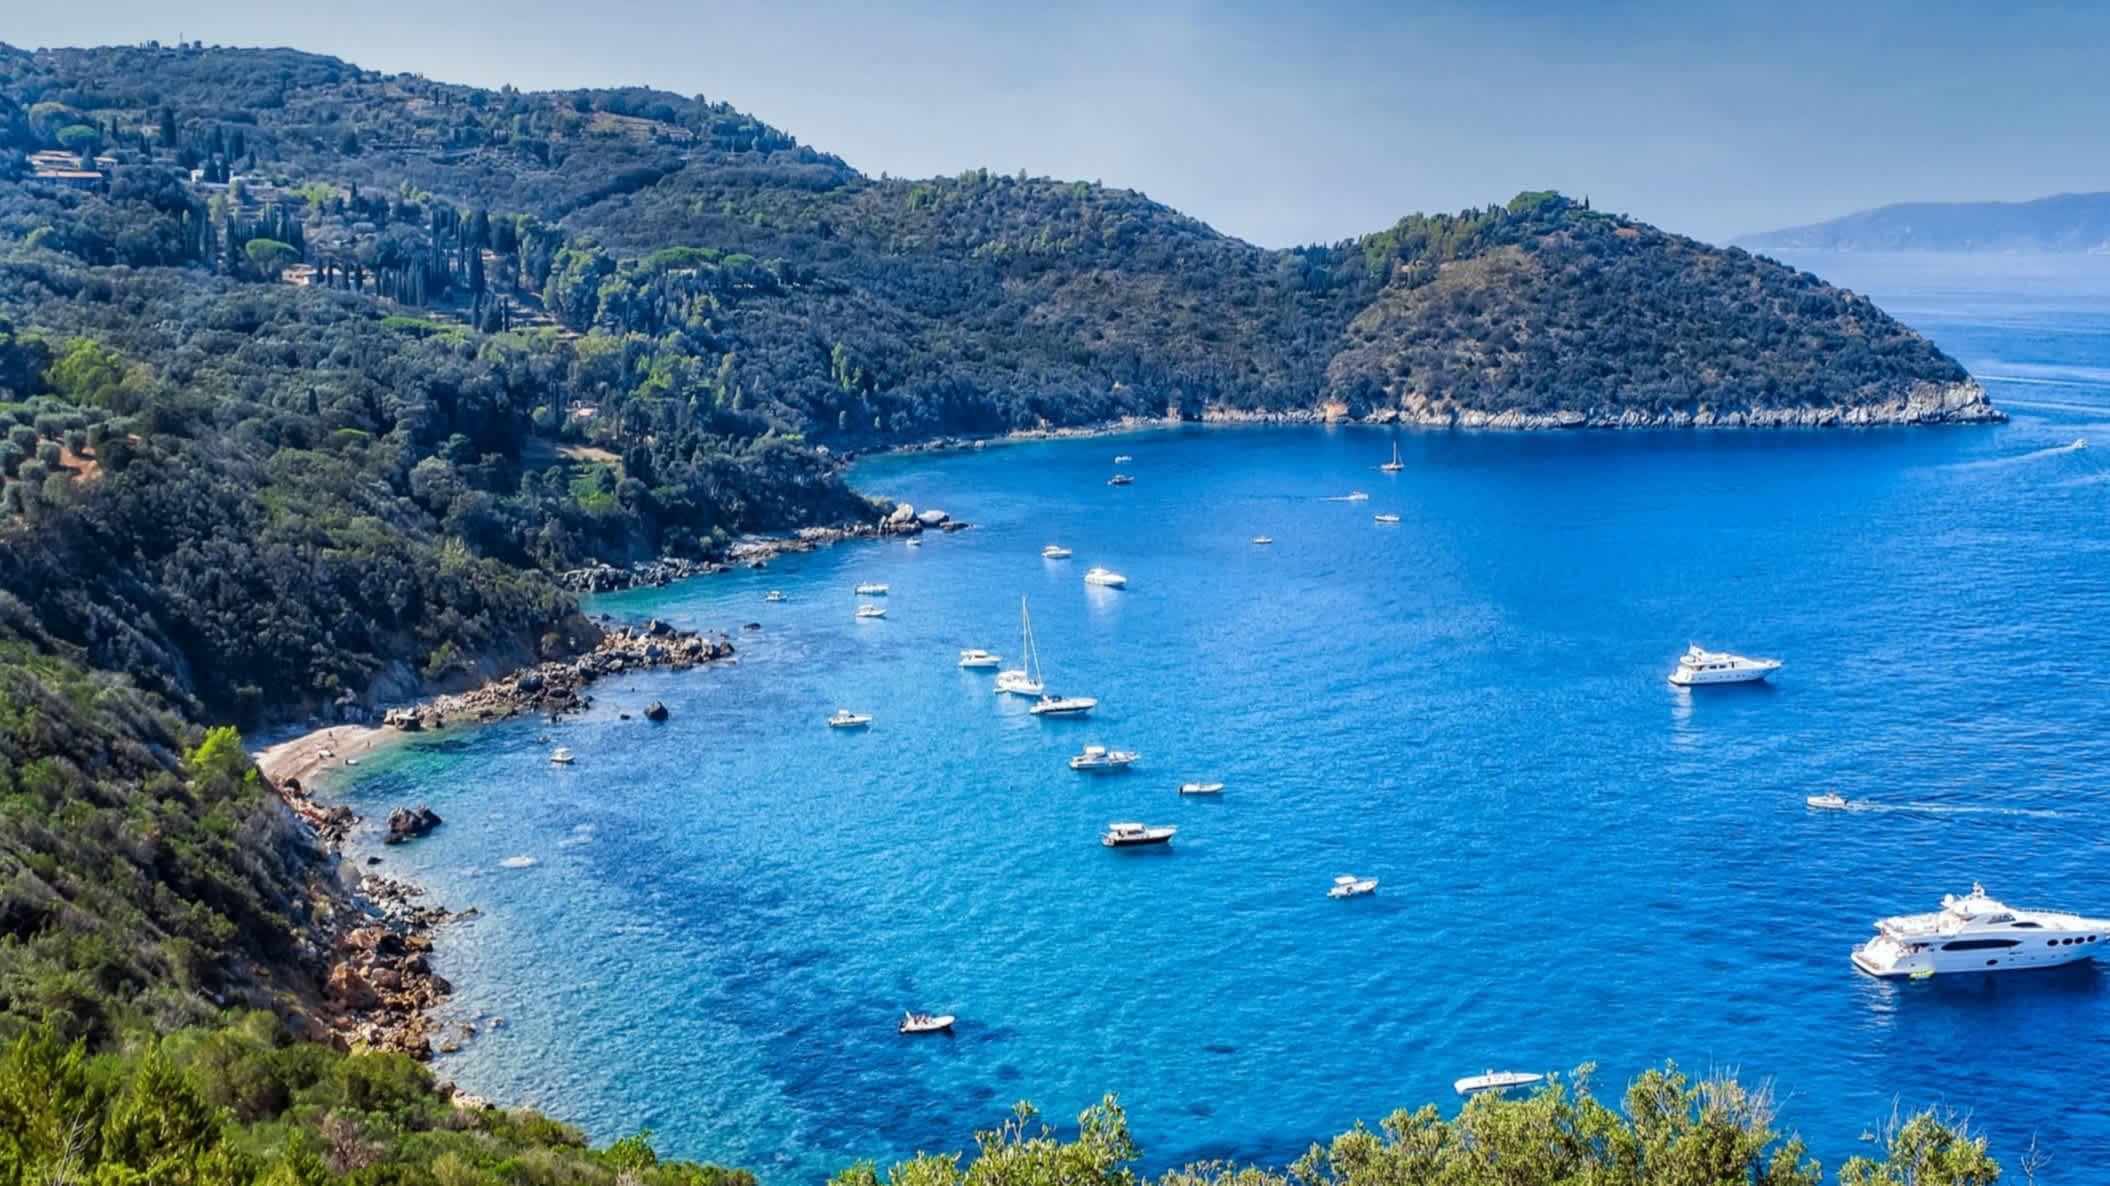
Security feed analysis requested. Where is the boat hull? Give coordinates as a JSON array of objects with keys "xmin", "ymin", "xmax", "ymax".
[
  {"xmin": 1668, "ymin": 663, "xmax": 1778, "ymax": 686},
  {"xmin": 1852, "ymin": 936, "xmax": 2105, "ymax": 978}
]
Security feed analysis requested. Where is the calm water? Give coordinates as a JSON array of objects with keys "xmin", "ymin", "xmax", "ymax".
[{"xmin": 331, "ymin": 256, "xmax": 2110, "ymax": 1183}]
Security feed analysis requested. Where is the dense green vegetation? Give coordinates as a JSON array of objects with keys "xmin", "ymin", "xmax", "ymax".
[
  {"xmin": 836, "ymin": 1071, "xmax": 2000, "ymax": 1186},
  {"xmin": 0, "ymin": 40, "xmax": 2005, "ymax": 1184}
]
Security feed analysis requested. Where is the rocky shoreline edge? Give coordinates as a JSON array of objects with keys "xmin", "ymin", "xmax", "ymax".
[
  {"xmin": 263, "ymin": 621, "xmax": 738, "ymax": 1060},
  {"xmin": 556, "ymin": 505, "xmax": 970, "ymax": 594}
]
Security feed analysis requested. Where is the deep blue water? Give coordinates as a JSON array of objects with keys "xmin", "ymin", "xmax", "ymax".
[{"xmin": 330, "ymin": 255, "xmax": 2110, "ymax": 1183}]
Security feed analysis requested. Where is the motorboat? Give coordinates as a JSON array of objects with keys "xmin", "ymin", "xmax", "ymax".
[
  {"xmin": 1114, "ymin": 453, "xmax": 1133, "ymax": 463},
  {"xmin": 1851, "ymin": 883, "xmax": 2110, "ymax": 978},
  {"xmin": 1102, "ymin": 821, "xmax": 1176, "ymax": 847},
  {"xmin": 1107, "ymin": 474, "xmax": 1134, "ymax": 486},
  {"xmin": 1806, "ymin": 792, "xmax": 1849, "ymax": 810},
  {"xmin": 958, "ymin": 648, "xmax": 1002, "ymax": 669},
  {"xmin": 1453, "ymin": 1070, "xmax": 1545, "ymax": 1097},
  {"xmin": 995, "ymin": 597, "xmax": 1047, "ymax": 696},
  {"xmin": 1178, "ymin": 781, "xmax": 1225, "ymax": 796},
  {"xmin": 854, "ymin": 582, "xmax": 889, "ymax": 596},
  {"xmin": 1069, "ymin": 744, "xmax": 1138, "ymax": 772},
  {"xmin": 898, "ymin": 1011, "xmax": 955, "ymax": 1035},
  {"xmin": 1084, "ymin": 567, "xmax": 1127, "ymax": 588},
  {"xmin": 1031, "ymin": 694, "xmax": 1098, "ymax": 717},
  {"xmin": 907, "ymin": 537, "xmax": 923, "ymax": 547},
  {"xmin": 549, "ymin": 747, "xmax": 575, "ymax": 765},
  {"xmin": 2075, "ymin": 438, "xmax": 2088, "ymax": 450},
  {"xmin": 1252, "ymin": 536, "xmax": 1273, "ymax": 546},
  {"xmin": 828, "ymin": 709, "xmax": 872, "ymax": 729},
  {"xmin": 1344, "ymin": 491, "xmax": 1369, "ymax": 501},
  {"xmin": 1667, "ymin": 644, "xmax": 1781, "ymax": 686},
  {"xmin": 1379, "ymin": 441, "xmax": 1405, "ymax": 472},
  {"xmin": 764, "ymin": 590, "xmax": 787, "ymax": 603},
  {"xmin": 856, "ymin": 604, "xmax": 888, "ymax": 619},
  {"xmin": 1041, "ymin": 544, "xmax": 1073, "ymax": 559},
  {"xmin": 1374, "ymin": 513, "xmax": 1401, "ymax": 524},
  {"xmin": 1329, "ymin": 874, "xmax": 1379, "ymax": 899}
]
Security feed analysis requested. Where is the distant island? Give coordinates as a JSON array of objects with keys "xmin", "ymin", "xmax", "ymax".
[{"xmin": 1740, "ymin": 191, "xmax": 2110, "ymax": 254}]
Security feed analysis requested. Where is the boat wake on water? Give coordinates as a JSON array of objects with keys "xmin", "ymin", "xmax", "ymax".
[{"xmin": 1846, "ymin": 801, "xmax": 2063, "ymax": 820}]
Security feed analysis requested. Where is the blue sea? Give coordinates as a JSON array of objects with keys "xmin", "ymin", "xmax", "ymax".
[{"xmin": 330, "ymin": 253, "xmax": 2110, "ymax": 1183}]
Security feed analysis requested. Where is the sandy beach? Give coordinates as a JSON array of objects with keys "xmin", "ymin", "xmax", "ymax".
[{"xmin": 254, "ymin": 723, "xmax": 392, "ymax": 788}]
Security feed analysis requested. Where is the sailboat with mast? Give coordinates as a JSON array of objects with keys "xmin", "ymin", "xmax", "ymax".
[
  {"xmin": 1379, "ymin": 440, "xmax": 1404, "ymax": 472},
  {"xmin": 995, "ymin": 597, "xmax": 1046, "ymax": 696}
]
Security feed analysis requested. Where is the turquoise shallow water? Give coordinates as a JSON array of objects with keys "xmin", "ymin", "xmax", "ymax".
[{"xmin": 331, "ymin": 257, "xmax": 2110, "ymax": 1183}]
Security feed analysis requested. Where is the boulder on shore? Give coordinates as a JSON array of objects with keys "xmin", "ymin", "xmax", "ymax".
[
  {"xmin": 384, "ymin": 805, "xmax": 443, "ymax": 845},
  {"xmin": 644, "ymin": 700, "xmax": 669, "ymax": 722}
]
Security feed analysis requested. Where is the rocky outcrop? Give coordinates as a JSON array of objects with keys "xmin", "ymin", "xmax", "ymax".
[
  {"xmin": 379, "ymin": 624, "xmax": 734, "ymax": 730},
  {"xmin": 643, "ymin": 700, "xmax": 669, "ymax": 722},
  {"xmin": 556, "ymin": 514, "xmax": 973, "ymax": 593},
  {"xmin": 322, "ymin": 875, "xmax": 455, "ymax": 1058},
  {"xmin": 383, "ymin": 805, "xmax": 442, "ymax": 845}
]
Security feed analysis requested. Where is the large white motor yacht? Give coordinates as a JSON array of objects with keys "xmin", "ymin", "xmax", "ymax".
[
  {"xmin": 1031, "ymin": 694, "xmax": 1098, "ymax": 717},
  {"xmin": 958, "ymin": 648, "xmax": 1001, "ymax": 669},
  {"xmin": 1667, "ymin": 644, "xmax": 1781, "ymax": 686},
  {"xmin": 854, "ymin": 582, "xmax": 889, "ymax": 596},
  {"xmin": 1041, "ymin": 544, "xmax": 1073, "ymax": 559},
  {"xmin": 1851, "ymin": 883, "xmax": 2110, "ymax": 978},
  {"xmin": 1068, "ymin": 744, "xmax": 1139, "ymax": 772},
  {"xmin": 1084, "ymin": 567, "xmax": 1127, "ymax": 588}
]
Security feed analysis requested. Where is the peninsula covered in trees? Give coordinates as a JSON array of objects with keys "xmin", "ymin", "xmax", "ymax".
[{"xmin": 0, "ymin": 41, "xmax": 2011, "ymax": 1186}]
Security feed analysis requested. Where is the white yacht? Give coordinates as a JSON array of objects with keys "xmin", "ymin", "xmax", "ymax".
[
  {"xmin": 763, "ymin": 590, "xmax": 787, "ymax": 603},
  {"xmin": 548, "ymin": 747, "xmax": 575, "ymax": 765},
  {"xmin": 1107, "ymin": 474, "xmax": 1134, "ymax": 486},
  {"xmin": 1252, "ymin": 536, "xmax": 1273, "ymax": 546},
  {"xmin": 854, "ymin": 582, "xmax": 889, "ymax": 596},
  {"xmin": 856, "ymin": 604, "xmax": 887, "ymax": 619},
  {"xmin": 1379, "ymin": 441, "xmax": 1405, "ymax": 472},
  {"xmin": 1344, "ymin": 491, "xmax": 1369, "ymax": 501},
  {"xmin": 1806, "ymin": 792, "xmax": 1849, "ymax": 810},
  {"xmin": 1031, "ymin": 694, "xmax": 1098, "ymax": 717},
  {"xmin": 958, "ymin": 648, "xmax": 1002, "ymax": 669},
  {"xmin": 1374, "ymin": 513, "xmax": 1401, "ymax": 524},
  {"xmin": 1453, "ymin": 1070, "xmax": 1544, "ymax": 1097},
  {"xmin": 1084, "ymin": 567, "xmax": 1127, "ymax": 588},
  {"xmin": 1069, "ymin": 744, "xmax": 1139, "ymax": 772},
  {"xmin": 995, "ymin": 597, "xmax": 1047, "ymax": 696},
  {"xmin": 1851, "ymin": 884, "xmax": 2110, "ymax": 978},
  {"xmin": 1178, "ymin": 781, "xmax": 1225, "ymax": 796},
  {"xmin": 1667, "ymin": 644, "xmax": 1781, "ymax": 686},
  {"xmin": 1041, "ymin": 544, "xmax": 1073, "ymax": 559},
  {"xmin": 828, "ymin": 709, "xmax": 872, "ymax": 729},
  {"xmin": 1114, "ymin": 453, "xmax": 1133, "ymax": 463},
  {"xmin": 1101, "ymin": 821, "xmax": 1175, "ymax": 848},
  {"xmin": 1329, "ymin": 874, "xmax": 1379, "ymax": 899}
]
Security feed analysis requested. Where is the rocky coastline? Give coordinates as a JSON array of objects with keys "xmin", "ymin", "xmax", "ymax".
[
  {"xmin": 556, "ymin": 507, "xmax": 969, "ymax": 594},
  {"xmin": 264, "ymin": 620, "xmax": 739, "ymax": 1059}
]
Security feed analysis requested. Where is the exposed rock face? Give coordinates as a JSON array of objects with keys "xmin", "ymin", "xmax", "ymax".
[
  {"xmin": 383, "ymin": 805, "xmax": 442, "ymax": 845},
  {"xmin": 643, "ymin": 700, "xmax": 669, "ymax": 722},
  {"xmin": 1189, "ymin": 380, "xmax": 2004, "ymax": 430},
  {"xmin": 380, "ymin": 625, "xmax": 734, "ymax": 729},
  {"xmin": 557, "ymin": 515, "xmax": 974, "ymax": 593}
]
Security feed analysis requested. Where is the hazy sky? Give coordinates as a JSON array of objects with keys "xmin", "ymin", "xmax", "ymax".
[{"xmin": 10, "ymin": 1, "xmax": 2110, "ymax": 247}]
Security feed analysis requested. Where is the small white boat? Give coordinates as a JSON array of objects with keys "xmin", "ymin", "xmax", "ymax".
[
  {"xmin": 1454, "ymin": 1070, "xmax": 1544, "ymax": 1097},
  {"xmin": 1668, "ymin": 644, "xmax": 1781, "ymax": 686},
  {"xmin": 1102, "ymin": 821, "xmax": 1176, "ymax": 847},
  {"xmin": 1114, "ymin": 454, "xmax": 1133, "ymax": 463},
  {"xmin": 854, "ymin": 582, "xmax": 889, "ymax": 596},
  {"xmin": 856, "ymin": 604, "xmax": 888, "ymax": 619},
  {"xmin": 1041, "ymin": 544, "xmax": 1073, "ymax": 559},
  {"xmin": 1379, "ymin": 441, "xmax": 1405, "ymax": 472},
  {"xmin": 907, "ymin": 537, "xmax": 923, "ymax": 547},
  {"xmin": 1031, "ymin": 694, "xmax": 1098, "ymax": 717},
  {"xmin": 1374, "ymin": 513, "xmax": 1401, "ymax": 524},
  {"xmin": 899, "ymin": 1011, "xmax": 955, "ymax": 1035},
  {"xmin": 549, "ymin": 747, "xmax": 575, "ymax": 765},
  {"xmin": 828, "ymin": 709, "xmax": 872, "ymax": 729},
  {"xmin": 1178, "ymin": 781, "xmax": 1225, "ymax": 796},
  {"xmin": 1806, "ymin": 792, "xmax": 1849, "ymax": 810},
  {"xmin": 764, "ymin": 590, "xmax": 787, "ymax": 603},
  {"xmin": 1107, "ymin": 474, "xmax": 1134, "ymax": 486},
  {"xmin": 1069, "ymin": 744, "xmax": 1139, "ymax": 772},
  {"xmin": 1344, "ymin": 491, "xmax": 1369, "ymax": 501},
  {"xmin": 2075, "ymin": 438, "xmax": 2088, "ymax": 450},
  {"xmin": 1252, "ymin": 536, "xmax": 1273, "ymax": 546},
  {"xmin": 1329, "ymin": 874, "xmax": 1379, "ymax": 899},
  {"xmin": 1084, "ymin": 567, "xmax": 1127, "ymax": 588},
  {"xmin": 959, "ymin": 648, "xmax": 1002, "ymax": 669}
]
